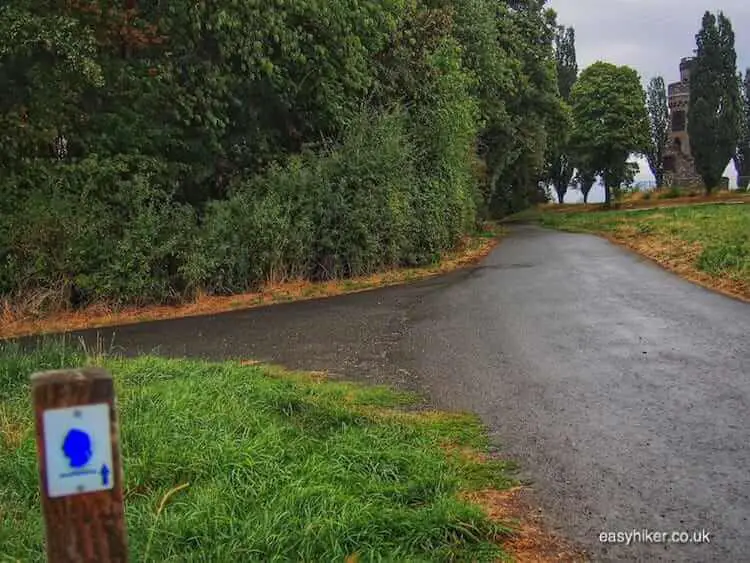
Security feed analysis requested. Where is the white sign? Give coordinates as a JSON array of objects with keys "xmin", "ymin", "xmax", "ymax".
[{"xmin": 42, "ymin": 403, "xmax": 114, "ymax": 498}]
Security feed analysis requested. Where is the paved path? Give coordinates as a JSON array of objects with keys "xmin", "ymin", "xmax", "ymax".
[{"xmin": 29, "ymin": 225, "xmax": 750, "ymax": 562}]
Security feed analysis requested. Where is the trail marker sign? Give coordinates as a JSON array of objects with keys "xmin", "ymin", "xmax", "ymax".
[
  {"xmin": 43, "ymin": 403, "xmax": 114, "ymax": 498},
  {"xmin": 32, "ymin": 368, "xmax": 128, "ymax": 563}
]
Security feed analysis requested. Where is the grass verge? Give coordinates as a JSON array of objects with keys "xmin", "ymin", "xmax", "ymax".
[
  {"xmin": 1, "ymin": 338, "xmax": 520, "ymax": 562},
  {"xmin": 539, "ymin": 203, "xmax": 750, "ymax": 302},
  {"xmin": 0, "ymin": 226, "xmax": 503, "ymax": 341}
]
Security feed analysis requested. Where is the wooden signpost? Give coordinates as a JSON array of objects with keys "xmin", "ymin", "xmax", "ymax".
[{"xmin": 31, "ymin": 368, "xmax": 128, "ymax": 563}]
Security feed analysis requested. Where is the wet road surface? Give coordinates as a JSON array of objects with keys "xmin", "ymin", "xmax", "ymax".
[{"xmin": 23, "ymin": 225, "xmax": 750, "ymax": 562}]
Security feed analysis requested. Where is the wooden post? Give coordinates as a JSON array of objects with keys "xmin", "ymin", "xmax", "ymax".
[{"xmin": 31, "ymin": 368, "xmax": 128, "ymax": 563}]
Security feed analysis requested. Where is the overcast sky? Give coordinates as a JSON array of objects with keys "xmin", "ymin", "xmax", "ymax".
[{"xmin": 547, "ymin": 0, "xmax": 750, "ymax": 201}]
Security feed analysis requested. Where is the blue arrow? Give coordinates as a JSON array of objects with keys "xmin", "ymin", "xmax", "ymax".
[{"xmin": 100, "ymin": 464, "xmax": 110, "ymax": 486}]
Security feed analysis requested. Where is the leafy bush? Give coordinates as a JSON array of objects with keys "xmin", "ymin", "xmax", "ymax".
[
  {"xmin": 185, "ymin": 108, "xmax": 457, "ymax": 294},
  {"xmin": 1, "ymin": 156, "xmax": 195, "ymax": 308},
  {"xmin": 182, "ymin": 168, "xmax": 315, "ymax": 294}
]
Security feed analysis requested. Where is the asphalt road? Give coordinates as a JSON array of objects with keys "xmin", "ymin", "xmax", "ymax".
[{"xmin": 23, "ymin": 225, "xmax": 750, "ymax": 562}]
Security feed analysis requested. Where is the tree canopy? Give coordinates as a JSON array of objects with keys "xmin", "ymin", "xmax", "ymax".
[
  {"xmin": 688, "ymin": 11, "xmax": 742, "ymax": 193},
  {"xmin": 570, "ymin": 62, "xmax": 650, "ymax": 205}
]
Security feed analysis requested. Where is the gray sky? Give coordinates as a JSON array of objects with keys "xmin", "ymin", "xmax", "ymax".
[
  {"xmin": 548, "ymin": 0, "xmax": 750, "ymax": 85},
  {"xmin": 547, "ymin": 0, "xmax": 749, "ymax": 201}
]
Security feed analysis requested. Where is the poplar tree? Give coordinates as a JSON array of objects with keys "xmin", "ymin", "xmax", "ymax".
[
  {"xmin": 547, "ymin": 26, "xmax": 577, "ymax": 204},
  {"xmin": 688, "ymin": 11, "xmax": 741, "ymax": 193},
  {"xmin": 646, "ymin": 77, "xmax": 669, "ymax": 187}
]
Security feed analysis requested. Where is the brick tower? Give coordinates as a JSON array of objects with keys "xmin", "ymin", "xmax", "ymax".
[{"xmin": 662, "ymin": 58, "xmax": 703, "ymax": 188}]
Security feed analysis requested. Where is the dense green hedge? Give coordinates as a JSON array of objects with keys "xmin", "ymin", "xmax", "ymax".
[
  {"xmin": 1, "ymin": 103, "xmax": 478, "ymax": 303},
  {"xmin": 0, "ymin": 0, "xmax": 564, "ymax": 311}
]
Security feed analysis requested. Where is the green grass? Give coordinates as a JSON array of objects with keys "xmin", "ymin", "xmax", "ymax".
[
  {"xmin": 0, "ymin": 339, "xmax": 516, "ymax": 562},
  {"xmin": 539, "ymin": 203, "xmax": 750, "ymax": 282}
]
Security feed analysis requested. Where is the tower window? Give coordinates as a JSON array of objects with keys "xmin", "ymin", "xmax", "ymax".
[{"xmin": 671, "ymin": 110, "xmax": 686, "ymax": 132}]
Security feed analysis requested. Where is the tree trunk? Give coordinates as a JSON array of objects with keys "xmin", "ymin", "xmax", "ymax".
[
  {"xmin": 583, "ymin": 191, "xmax": 589, "ymax": 204},
  {"xmin": 603, "ymin": 184, "xmax": 611, "ymax": 206},
  {"xmin": 556, "ymin": 186, "xmax": 566, "ymax": 204}
]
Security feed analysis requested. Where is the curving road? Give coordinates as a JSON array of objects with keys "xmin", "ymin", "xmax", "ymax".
[{"xmin": 32, "ymin": 225, "xmax": 750, "ymax": 562}]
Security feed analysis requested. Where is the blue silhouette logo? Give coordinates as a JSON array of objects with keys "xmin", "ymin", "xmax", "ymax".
[{"xmin": 62, "ymin": 429, "xmax": 93, "ymax": 468}]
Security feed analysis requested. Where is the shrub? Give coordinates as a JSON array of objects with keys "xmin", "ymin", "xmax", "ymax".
[
  {"xmin": 182, "ymin": 175, "xmax": 313, "ymax": 294},
  {"xmin": 309, "ymin": 110, "xmax": 420, "ymax": 278},
  {"xmin": 185, "ymin": 109, "xmax": 421, "ymax": 292},
  {"xmin": 1, "ymin": 156, "xmax": 195, "ymax": 309}
]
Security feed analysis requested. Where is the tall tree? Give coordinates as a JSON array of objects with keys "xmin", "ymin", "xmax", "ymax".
[
  {"xmin": 688, "ymin": 11, "xmax": 742, "ymax": 193},
  {"xmin": 570, "ymin": 62, "xmax": 650, "ymax": 205},
  {"xmin": 735, "ymin": 70, "xmax": 750, "ymax": 189},
  {"xmin": 472, "ymin": 0, "xmax": 563, "ymax": 216},
  {"xmin": 646, "ymin": 77, "xmax": 669, "ymax": 187},
  {"xmin": 555, "ymin": 26, "xmax": 578, "ymax": 100},
  {"xmin": 547, "ymin": 25, "xmax": 577, "ymax": 204}
]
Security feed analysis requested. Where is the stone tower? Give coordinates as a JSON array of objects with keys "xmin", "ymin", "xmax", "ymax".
[{"xmin": 662, "ymin": 58, "xmax": 703, "ymax": 187}]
